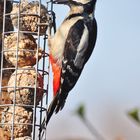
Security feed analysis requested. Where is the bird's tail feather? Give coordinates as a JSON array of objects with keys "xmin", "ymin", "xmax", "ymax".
[
  {"xmin": 46, "ymin": 92, "xmax": 68, "ymax": 125},
  {"xmin": 46, "ymin": 94, "xmax": 59, "ymax": 125},
  {"xmin": 40, "ymin": 95, "xmax": 59, "ymax": 131}
]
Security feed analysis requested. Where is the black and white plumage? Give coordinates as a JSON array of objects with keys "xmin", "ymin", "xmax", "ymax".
[{"xmin": 46, "ymin": 0, "xmax": 97, "ymax": 125}]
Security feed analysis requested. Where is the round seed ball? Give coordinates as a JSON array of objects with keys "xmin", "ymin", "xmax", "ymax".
[
  {"xmin": 8, "ymin": 67, "xmax": 43, "ymax": 105},
  {"xmin": 11, "ymin": 1, "xmax": 49, "ymax": 34},
  {"xmin": 4, "ymin": 33, "xmax": 42, "ymax": 67},
  {"xmin": 2, "ymin": 106, "xmax": 33, "ymax": 138}
]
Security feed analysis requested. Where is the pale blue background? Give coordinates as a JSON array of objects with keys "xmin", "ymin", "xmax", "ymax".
[{"xmin": 46, "ymin": 0, "xmax": 140, "ymax": 140}]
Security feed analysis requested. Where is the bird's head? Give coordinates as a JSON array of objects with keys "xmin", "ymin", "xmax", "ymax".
[{"xmin": 53, "ymin": 0, "xmax": 96, "ymax": 14}]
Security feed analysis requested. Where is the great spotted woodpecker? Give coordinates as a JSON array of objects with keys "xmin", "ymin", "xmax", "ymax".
[{"xmin": 47, "ymin": 0, "xmax": 97, "ymax": 125}]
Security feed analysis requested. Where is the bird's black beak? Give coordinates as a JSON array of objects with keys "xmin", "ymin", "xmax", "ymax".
[{"xmin": 53, "ymin": 0, "xmax": 69, "ymax": 5}]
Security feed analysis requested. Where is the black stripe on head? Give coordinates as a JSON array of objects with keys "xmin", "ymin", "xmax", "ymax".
[
  {"xmin": 83, "ymin": 0, "xmax": 96, "ymax": 14},
  {"xmin": 66, "ymin": 13, "xmax": 82, "ymax": 20}
]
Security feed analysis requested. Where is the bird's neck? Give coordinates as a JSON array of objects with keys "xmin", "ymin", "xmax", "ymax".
[{"xmin": 69, "ymin": 6, "xmax": 84, "ymax": 15}]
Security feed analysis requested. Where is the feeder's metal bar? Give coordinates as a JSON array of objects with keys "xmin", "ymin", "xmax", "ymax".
[
  {"xmin": 4, "ymin": 30, "xmax": 46, "ymax": 35},
  {"xmin": 20, "ymin": 30, "xmax": 47, "ymax": 35},
  {"xmin": 40, "ymin": 0, "xmax": 56, "ymax": 136},
  {"xmin": 3, "ymin": 49, "xmax": 38, "ymax": 52},
  {"xmin": 0, "ymin": 0, "xmax": 6, "ymax": 99},
  {"xmin": 10, "ymin": 0, "xmax": 21, "ymax": 139},
  {"xmin": 37, "ymin": 1, "xmax": 43, "ymax": 139},
  {"xmin": 39, "ymin": 22, "xmax": 50, "ymax": 140},
  {"xmin": 2, "ymin": 66, "xmax": 49, "ymax": 72},
  {"xmin": 32, "ymin": 0, "xmax": 42, "ymax": 139},
  {"xmin": 0, "ymin": 104, "xmax": 47, "ymax": 111},
  {"xmin": 5, "ymin": 13, "xmax": 41, "ymax": 17},
  {"xmin": 0, "ymin": 122, "xmax": 33, "ymax": 126},
  {"xmin": 3, "ymin": 30, "xmax": 20, "ymax": 34}
]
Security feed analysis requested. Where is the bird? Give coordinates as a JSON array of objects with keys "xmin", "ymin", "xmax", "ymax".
[{"xmin": 46, "ymin": 0, "xmax": 97, "ymax": 125}]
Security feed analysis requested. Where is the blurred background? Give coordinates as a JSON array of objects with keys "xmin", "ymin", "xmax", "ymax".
[{"xmin": 47, "ymin": 0, "xmax": 140, "ymax": 140}]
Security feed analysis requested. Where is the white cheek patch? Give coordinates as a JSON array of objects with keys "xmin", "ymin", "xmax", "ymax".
[{"xmin": 73, "ymin": 0, "xmax": 91, "ymax": 4}]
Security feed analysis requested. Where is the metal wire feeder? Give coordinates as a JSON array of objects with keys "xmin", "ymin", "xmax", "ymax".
[{"xmin": 0, "ymin": 0, "xmax": 56, "ymax": 139}]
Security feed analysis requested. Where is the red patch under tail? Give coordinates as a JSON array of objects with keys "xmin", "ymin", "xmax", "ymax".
[{"xmin": 49, "ymin": 54, "xmax": 61, "ymax": 97}]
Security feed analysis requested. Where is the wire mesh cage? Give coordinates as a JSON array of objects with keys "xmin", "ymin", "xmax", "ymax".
[{"xmin": 0, "ymin": 0, "xmax": 56, "ymax": 139}]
